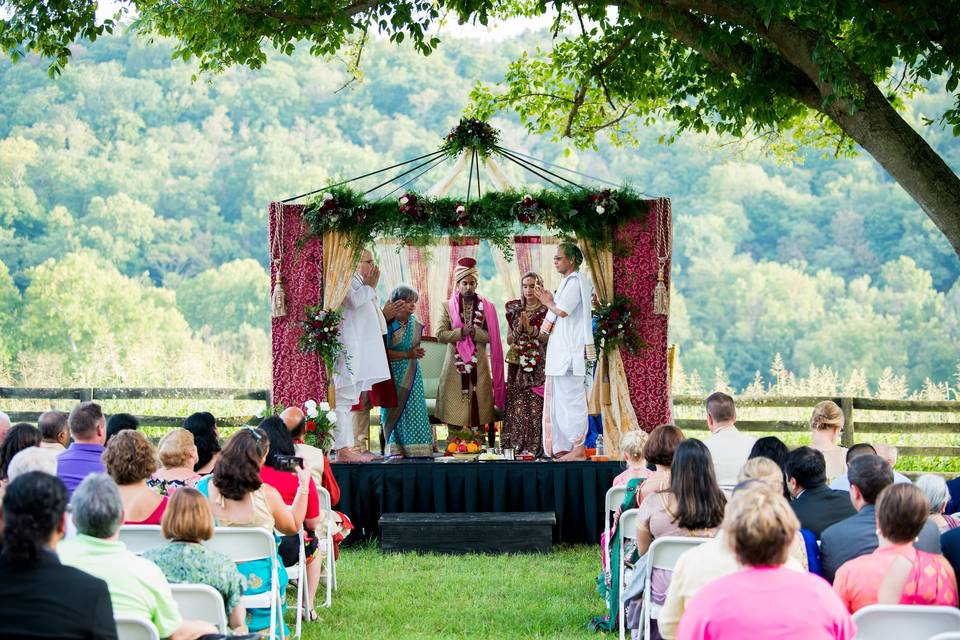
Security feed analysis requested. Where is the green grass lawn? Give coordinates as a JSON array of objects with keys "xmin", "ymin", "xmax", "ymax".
[{"xmin": 297, "ymin": 543, "xmax": 609, "ymax": 639}]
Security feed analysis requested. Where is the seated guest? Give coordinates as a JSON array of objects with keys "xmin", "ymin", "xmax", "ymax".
[
  {"xmin": 915, "ymin": 474, "xmax": 960, "ymax": 533},
  {"xmin": 381, "ymin": 285, "xmax": 434, "ymax": 458},
  {"xmin": 739, "ymin": 457, "xmax": 808, "ymax": 569},
  {"xmin": 195, "ymin": 427, "xmax": 308, "ymax": 633},
  {"xmin": 183, "ymin": 411, "xmax": 220, "ymax": 475},
  {"xmin": 59, "ymin": 474, "xmax": 217, "ymax": 640},
  {"xmin": 749, "ymin": 436, "xmax": 790, "ymax": 498},
  {"xmin": 612, "ymin": 430, "xmax": 649, "ymax": 487},
  {"xmin": 7, "ymin": 446, "xmax": 59, "ymax": 481},
  {"xmin": 143, "ymin": 488, "xmax": 247, "ymax": 633},
  {"xmin": 105, "ymin": 413, "xmax": 139, "ymax": 443},
  {"xmin": 0, "ymin": 472, "xmax": 116, "ymax": 640},
  {"xmin": 830, "ymin": 443, "xmax": 911, "ymax": 491},
  {"xmin": 637, "ymin": 424, "xmax": 685, "ymax": 503},
  {"xmin": 809, "ymin": 400, "xmax": 848, "ymax": 482},
  {"xmin": 149, "ymin": 428, "xmax": 202, "ymax": 496},
  {"xmin": 702, "ymin": 392, "xmax": 755, "ymax": 487},
  {"xmin": 659, "ymin": 468, "xmax": 808, "ymax": 639},
  {"xmin": 676, "ymin": 481, "xmax": 855, "ymax": 640},
  {"xmin": 57, "ymin": 402, "xmax": 108, "ymax": 497},
  {"xmin": 103, "ymin": 430, "xmax": 168, "ymax": 525},
  {"xmin": 834, "ymin": 483, "xmax": 957, "ymax": 613},
  {"xmin": 38, "ymin": 410, "xmax": 70, "ymax": 452},
  {"xmin": 635, "ymin": 439, "xmax": 726, "ymax": 610},
  {"xmin": 0, "ymin": 423, "xmax": 41, "ymax": 480},
  {"xmin": 258, "ymin": 417, "xmax": 324, "ymax": 620},
  {"xmin": 821, "ymin": 454, "xmax": 941, "ymax": 582},
  {"xmin": 786, "ymin": 446, "xmax": 856, "ymax": 538}
]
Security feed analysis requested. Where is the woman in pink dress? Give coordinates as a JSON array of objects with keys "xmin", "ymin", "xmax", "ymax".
[
  {"xmin": 103, "ymin": 430, "xmax": 168, "ymax": 525},
  {"xmin": 833, "ymin": 483, "xmax": 958, "ymax": 612},
  {"xmin": 677, "ymin": 481, "xmax": 855, "ymax": 640}
]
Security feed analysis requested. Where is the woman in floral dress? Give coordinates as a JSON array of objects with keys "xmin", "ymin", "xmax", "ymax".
[{"xmin": 501, "ymin": 271, "xmax": 548, "ymax": 456}]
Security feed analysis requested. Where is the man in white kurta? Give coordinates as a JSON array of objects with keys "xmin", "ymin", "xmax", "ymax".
[
  {"xmin": 332, "ymin": 249, "xmax": 390, "ymax": 462},
  {"xmin": 536, "ymin": 242, "xmax": 595, "ymax": 461}
]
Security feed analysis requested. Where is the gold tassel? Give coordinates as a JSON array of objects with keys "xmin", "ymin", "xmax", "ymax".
[
  {"xmin": 653, "ymin": 274, "xmax": 669, "ymax": 316},
  {"xmin": 271, "ymin": 275, "xmax": 287, "ymax": 318}
]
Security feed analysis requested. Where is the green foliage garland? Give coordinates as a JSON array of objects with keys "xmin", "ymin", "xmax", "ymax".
[{"xmin": 302, "ymin": 185, "xmax": 651, "ymax": 256}]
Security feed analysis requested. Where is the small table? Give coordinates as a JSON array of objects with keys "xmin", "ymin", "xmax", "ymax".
[{"xmin": 379, "ymin": 511, "xmax": 557, "ymax": 554}]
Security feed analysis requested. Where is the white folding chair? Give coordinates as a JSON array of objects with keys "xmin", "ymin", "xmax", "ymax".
[
  {"xmin": 114, "ymin": 615, "xmax": 159, "ymax": 640},
  {"xmin": 641, "ymin": 537, "xmax": 706, "ymax": 640},
  {"xmin": 929, "ymin": 633, "xmax": 960, "ymax": 640},
  {"xmin": 206, "ymin": 527, "xmax": 284, "ymax": 640},
  {"xmin": 852, "ymin": 604, "xmax": 960, "ymax": 640},
  {"xmin": 170, "ymin": 584, "xmax": 228, "ymax": 634},
  {"xmin": 604, "ymin": 486, "xmax": 626, "ymax": 573},
  {"xmin": 283, "ymin": 529, "xmax": 306, "ymax": 638},
  {"xmin": 118, "ymin": 525, "xmax": 166, "ymax": 555},
  {"xmin": 617, "ymin": 508, "xmax": 639, "ymax": 640},
  {"xmin": 317, "ymin": 486, "xmax": 337, "ymax": 601}
]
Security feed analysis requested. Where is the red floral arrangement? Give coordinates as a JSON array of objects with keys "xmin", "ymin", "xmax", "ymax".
[
  {"xmin": 513, "ymin": 193, "xmax": 542, "ymax": 224},
  {"xmin": 589, "ymin": 189, "xmax": 618, "ymax": 217},
  {"xmin": 399, "ymin": 192, "xmax": 427, "ymax": 222},
  {"xmin": 593, "ymin": 294, "xmax": 646, "ymax": 356},
  {"xmin": 298, "ymin": 304, "xmax": 349, "ymax": 372},
  {"xmin": 302, "ymin": 400, "xmax": 335, "ymax": 452},
  {"xmin": 454, "ymin": 202, "xmax": 469, "ymax": 227}
]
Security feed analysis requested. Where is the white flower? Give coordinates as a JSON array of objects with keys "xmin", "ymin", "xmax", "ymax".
[
  {"xmin": 601, "ymin": 329, "xmax": 607, "ymax": 335},
  {"xmin": 617, "ymin": 324, "xmax": 623, "ymax": 329},
  {"xmin": 325, "ymin": 411, "xmax": 337, "ymax": 423},
  {"xmin": 522, "ymin": 194, "xmax": 532, "ymax": 201},
  {"xmin": 464, "ymin": 365, "xmax": 472, "ymax": 373},
  {"xmin": 524, "ymin": 367, "xmax": 534, "ymax": 373},
  {"xmin": 399, "ymin": 196, "xmax": 409, "ymax": 205},
  {"xmin": 596, "ymin": 205, "xmax": 605, "ymax": 214},
  {"xmin": 322, "ymin": 193, "xmax": 334, "ymax": 202},
  {"xmin": 304, "ymin": 399, "xmax": 318, "ymax": 412},
  {"xmin": 456, "ymin": 205, "xmax": 465, "ymax": 214}
]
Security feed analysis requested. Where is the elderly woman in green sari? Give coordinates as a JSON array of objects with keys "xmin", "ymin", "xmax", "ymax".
[{"xmin": 381, "ymin": 285, "xmax": 434, "ymax": 458}]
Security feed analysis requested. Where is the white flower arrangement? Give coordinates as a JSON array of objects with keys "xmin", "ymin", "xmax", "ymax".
[
  {"xmin": 322, "ymin": 192, "xmax": 334, "ymax": 202},
  {"xmin": 399, "ymin": 196, "xmax": 409, "ymax": 205},
  {"xmin": 596, "ymin": 205, "xmax": 605, "ymax": 214}
]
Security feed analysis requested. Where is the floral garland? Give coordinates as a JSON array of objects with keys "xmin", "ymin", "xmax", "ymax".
[
  {"xmin": 302, "ymin": 399, "xmax": 336, "ymax": 452},
  {"xmin": 455, "ymin": 300, "xmax": 485, "ymax": 374},
  {"xmin": 298, "ymin": 304, "xmax": 350, "ymax": 372},
  {"xmin": 516, "ymin": 334, "xmax": 541, "ymax": 373},
  {"xmin": 593, "ymin": 294, "xmax": 647, "ymax": 357},
  {"xmin": 442, "ymin": 118, "xmax": 500, "ymax": 158}
]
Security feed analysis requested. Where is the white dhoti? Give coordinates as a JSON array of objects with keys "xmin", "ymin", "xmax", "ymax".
[
  {"xmin": 543, "ymin": 373, "xmax": 588, "ymax": 456},
  {"xmin": 332, "ymin": 275, "xmax": 390, "ymax": 450}
]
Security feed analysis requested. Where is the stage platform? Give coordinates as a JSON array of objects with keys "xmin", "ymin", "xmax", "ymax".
[{"xmin": 331, "ymin": 459, "xmax": 623, "ymax": 545}]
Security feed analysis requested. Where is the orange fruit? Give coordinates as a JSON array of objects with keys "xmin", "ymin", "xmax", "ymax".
[
  {"xmin": 446, "ymin": 443, "xmax": 458, "ymax": 453},
  {"xmin": 466, "ymin": 443, "xmax": 480, "ymax": 453}
]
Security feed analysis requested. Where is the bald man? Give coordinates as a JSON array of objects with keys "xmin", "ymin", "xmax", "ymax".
[{"xmin": 0, "ymin": 411, "xmax": 10, "ymax": 444}]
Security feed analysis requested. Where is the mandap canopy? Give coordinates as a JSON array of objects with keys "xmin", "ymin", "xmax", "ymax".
[{"xmin": 268, "ymin": 119, "xmax": 673, "ymax": 454}]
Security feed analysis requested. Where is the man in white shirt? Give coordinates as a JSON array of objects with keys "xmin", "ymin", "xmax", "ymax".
[
  {"xmin": 331, "ymin": 249, "xmax": 391, "ymax": 462},
  {"xmin": 703, "ymin": 392, "xmax": 755, "ymax": 486},
  {"xmin": 535, "ymin": 242, "xmax": 596, "ymax": 461}
]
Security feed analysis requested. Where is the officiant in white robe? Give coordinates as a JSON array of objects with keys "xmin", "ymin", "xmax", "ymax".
[
  {"xmin": 332, "ymin": 249, "xmax": 391, "ymax": 462},
  {"xmin": 535, "ymin": 242, "xmax": 596, "ymax": 461}
]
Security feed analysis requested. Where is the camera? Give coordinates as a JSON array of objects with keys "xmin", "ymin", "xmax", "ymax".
[{"xmin": 274, "ymin": 455, "xmax": 304, "ymax": 472}]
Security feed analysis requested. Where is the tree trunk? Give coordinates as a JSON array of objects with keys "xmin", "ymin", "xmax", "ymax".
[{"xmin": 822, "ymin": 80, "xmax": 960, "ymax": 256}]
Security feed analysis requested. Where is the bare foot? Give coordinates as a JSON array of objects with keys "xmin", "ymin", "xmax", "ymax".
[
  {"xmin": 334, "ymin": 448, "xmax": 370, "ymax": 463},
  {"xmin": 558, "ymin": 445, "xmax": 587, "ymax": 462},
  {"xmin": 358, "ymin": 451, "xmax": 382, "ymax": 462}
]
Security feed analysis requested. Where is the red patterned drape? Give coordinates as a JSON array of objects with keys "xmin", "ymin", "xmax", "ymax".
[
  {"xmin": 514, "ymin": 235, "xmax": 540, "ymax": 276},
  {"xmin": 407, "ymin": 246, "xmax": 431, "ymax": 335},
  {"xmin": 270, "ymin": 202, "xmax": 326, "ymax": 407},
  {"xmin": 615, "ymin": 198, "xmax": 672, "ymax": 430}
]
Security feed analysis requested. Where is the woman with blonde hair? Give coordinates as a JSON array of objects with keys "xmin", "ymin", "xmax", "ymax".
[
  {"xmin": 502, "ymin": 270, "xmax": 549, "ymax": 456},
  {"xmin": 143, "ymin": 488, "xmax": 248, "ymax": 632},
  {"xmin": 149, "ymin": 428, "xmax": 202, "ymax": 495},
  {"xmin": 809, "ymin": 400, "xmax": 847, "ymax": 482},
  {"xmin": 612, "ymin": 429, "xmax": 649, "ymax": 487},
  {"xmin": 677, "ymin": 482, "xmax": 855, "ymax": 639}
]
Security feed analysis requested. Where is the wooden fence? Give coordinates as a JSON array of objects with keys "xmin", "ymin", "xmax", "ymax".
[
  {"xmin": 0, "ymin": 387, "xmax": 272, "ymax": 427},
  {"xmin": 672, "ymin": 395, "xmax": 960, "ymax": 462}
]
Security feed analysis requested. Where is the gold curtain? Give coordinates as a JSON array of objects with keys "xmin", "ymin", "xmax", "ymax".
[
  {"xmin": 322, "ymin": 230, "xmax": 364, "ymax": 407},
  {"xmin": 581, "ymin": 238, "xmax": 640, "ymax": 456}
]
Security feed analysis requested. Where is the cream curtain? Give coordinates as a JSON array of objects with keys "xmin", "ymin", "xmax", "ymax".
[
  {"xmin": 491, "ymin": 244, "xmax": 519, "ymax": 301},
  {"xmin": 538, "ymin": 237, "xmax": 563, "ymax": 292},
  {"xmin": 581, "ymin": 237, "xmax": 639, "ymax": 456},
  {"xmin": 424, "ymin": 242, "xmax": 452, "ymax": 334},
  {"xmin": 322, "ymin": 230, "xmax": 364, "ymax": 407},
  {"xmin": 374, "ymin": 237, "xmax": 405, "ymax": 299}
]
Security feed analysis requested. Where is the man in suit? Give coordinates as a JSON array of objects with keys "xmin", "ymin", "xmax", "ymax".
[
  {"xmin": 820, "ymin": 454, "xmax": 941, "ymax": 582},
  {"xmin": 786, "ymin": 446, "xmax": 856, "ymax": 538}
]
